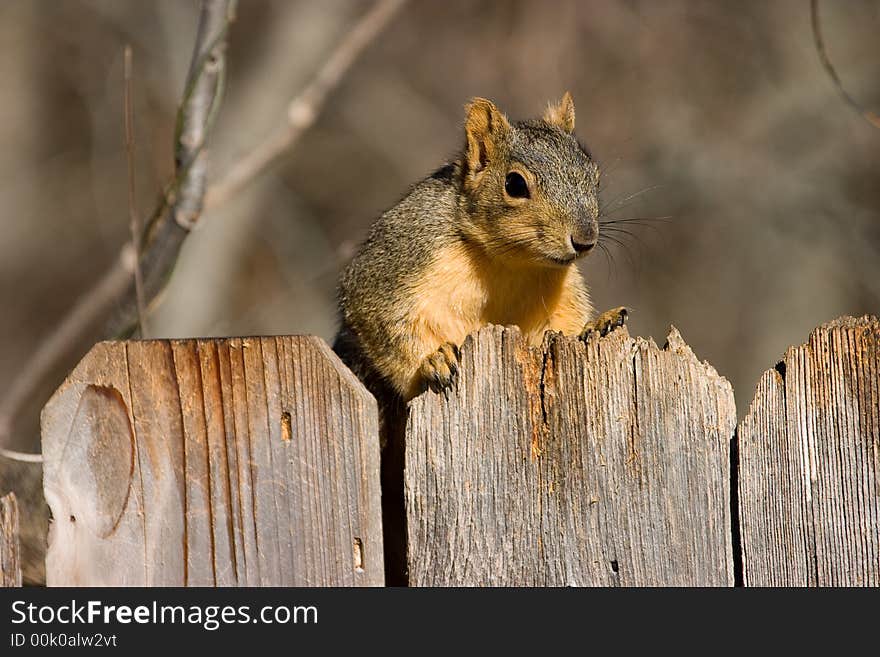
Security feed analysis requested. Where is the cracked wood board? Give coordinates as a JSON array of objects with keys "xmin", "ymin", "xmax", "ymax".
[
  {"xmin": 1, "ymin": 493, "xmax": 21, "ymax": 587},
  {"xmin": 41, "ymin": 337, "xmax": 383, "ymax": 586},
  {"xmin": 738, "ymin": 315, "xmax": 880, "ymax": 586},
  {"xmin": 405, "ymin": 325, "xmax": 736, "ymax": 586}
]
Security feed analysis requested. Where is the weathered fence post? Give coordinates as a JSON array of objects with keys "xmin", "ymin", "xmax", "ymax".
[
  {"xmin": 405, "ymin": 325, "xmax": 736, "ymax": 586},
  {"xmin": 738, "ymin": 315, "xmax": 880, "ymax": 586},
  {"xmin": 36, "ymin": 315, "xmax": 880, "ymax": 587},
  {"xmin": 1, "ymin": 492, "xmax": 21, "ymax": 587},
  {"xmin": 41, "ymin": 336, "xmax": 383, "ymax": 586}
]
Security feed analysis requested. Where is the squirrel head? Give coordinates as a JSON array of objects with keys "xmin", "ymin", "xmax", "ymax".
[{"xmin": 458, "ymin": 93, "xmax": 600, "ymax": 268}]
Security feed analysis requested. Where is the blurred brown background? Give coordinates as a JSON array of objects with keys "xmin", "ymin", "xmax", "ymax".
[{"xmin": 2, "ymin": 0, "xmax": 879, "ymax": 455}]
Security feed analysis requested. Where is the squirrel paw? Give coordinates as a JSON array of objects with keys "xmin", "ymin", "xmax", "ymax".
[
  {"xmin": 580, "ymin": 306, "xmax": 629, "ymax": 339},
  {"xmin": 419, "ymin": 342, "xmax": 460, "ymax": 393}
]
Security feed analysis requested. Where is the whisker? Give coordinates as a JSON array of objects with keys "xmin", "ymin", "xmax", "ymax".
[
  {"xmin": 597, "ymin": 241, "xmax": 611, "ymax": 265},
  {"xmin": 600, "ymin": 184, "xmax": 663, "ymax": 213},
  {"xmin": 598, "ymin": 234, "xmax": 637, "ymax": 272},
  {"xmin": 598, "ymin": 155, "xmax": 624, "ymax": 180},
  {"xmin": 600, "ymin": 215, "xmax": 674, "ymax": 225},
  {"xmin": 601, "ymin": 226, "xmax": 651, "ymax": 255},
  {"xmin": 599, "ymin": 233, "xmax": 629, "ymax": 250},
  {"xmin": 586, "ymin": 241, "xmax": 614, "ymax": 285},
  {"xmin": 600, "ymin": 218, "xmax": 670, "ymax": 239},
  {"xmin": 596, "ymin": 241, "xmax": 614, "ymax": 282},
  {"xmin": 600, "ymin": 198, "xmax": 663, "ymax": 218}
]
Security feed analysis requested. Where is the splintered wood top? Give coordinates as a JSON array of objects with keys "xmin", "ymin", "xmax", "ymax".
[
  {"xmin": 738, "ymin": 315, "xmax": 880, "ymax": 586},
  {"xmin": 406, "ymin": 325, "xmax": 737, "ymax": 586}
]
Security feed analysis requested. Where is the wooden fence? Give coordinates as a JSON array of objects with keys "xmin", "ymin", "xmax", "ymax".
[
  {"xmin": 0, "ymin": 493, "xmax": 20, "ymax": 587},
  {"xmin": 738, "ymin": 316, "xmax": 880, "ymax": 586},
  {"xmin": 1, "ymin": 315, "xmax": 876, "ymax": 587},
  {"xmin": 39, "ymin": 337, "xmax": 382, "ymax": 586},
  {"xmin": 405, "ymin": 325, "xmax": 736, "ymax": 585}
]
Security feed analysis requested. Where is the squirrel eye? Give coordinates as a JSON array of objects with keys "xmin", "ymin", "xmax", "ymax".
[{"xmin": 504, "ymin": 171, "xmax": 530, "ymax": 199}]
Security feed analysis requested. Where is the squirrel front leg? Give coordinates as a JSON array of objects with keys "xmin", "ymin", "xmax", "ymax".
[
  {"xmin": 368, "ymin": 316, "xmax": 462, "ymax": 401},
  {"xmin": 385, "ymin": 339, "xmax": 459, "ymax": 400}
]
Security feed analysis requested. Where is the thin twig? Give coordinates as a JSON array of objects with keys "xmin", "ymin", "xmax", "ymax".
[
  {"xmin": 124, "ymin": 45, "xmax": 148, "ymax": 337},
  {"xmin": 810, "ymin": 0, "xmax": 880, "ymax": 130},
  {"xmin": 0, "ymin": 448, "xmax": 44, "ymax": 464},
  {"xmin": 205, "ymin": 0, "xmax": 407, "ymax": 209}
]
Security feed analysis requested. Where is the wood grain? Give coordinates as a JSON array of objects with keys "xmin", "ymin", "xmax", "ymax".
[
  {"xmin": 738, "ymin": 315, "xmax": 880, "ymax": 586},
  {"xmin": 1, "ymin": 493, "xmax": 21, "ymax": 587},
  {"xmin": 0, "ymin": 460, "xmax": 47, "ymax": 585},
  {"xmin": 41, "ymin": 336, "xmax": 383, "ymax": 586},
  {"xmin": 405, "ymin": 325, "xmax": 736, "ymax": 586}
]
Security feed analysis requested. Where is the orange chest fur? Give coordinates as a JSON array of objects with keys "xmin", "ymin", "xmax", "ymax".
[{"xmin": 408, "ymin": 242, "xmax": 590, "ymax": 347}]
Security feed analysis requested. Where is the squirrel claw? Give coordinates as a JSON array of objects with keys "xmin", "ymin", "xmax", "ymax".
[
  {"xmin": 580, "ymin": 306, "xmax": 629, "ymax": 339},
  {"xmin": 419, "ymin": 342, "xmax": 460, "ymax": 393}
]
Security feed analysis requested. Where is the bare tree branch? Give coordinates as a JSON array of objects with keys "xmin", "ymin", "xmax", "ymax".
[
  {"xmin": 0, "ymin": 0, "xmax": 406, "ymax": 461},
  {"xmin": 110, "ymin": 0, "xmax": 236, "ymax": 336},
  {"xmin": 810, "ymin": 0, "xmax": 880, "ymax": 130},
  {"xmin": 205, "ymin": 0, "xmax": 408, "ymax": 210}
]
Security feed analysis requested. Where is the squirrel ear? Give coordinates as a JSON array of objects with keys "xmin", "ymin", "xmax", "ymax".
[
  {"xmin": 463, "ymin": 97, "xmax": 511, "ymax": 177},
  {"xmin": 543, "ymin": 91, "xmax": 576, "ymax": 133}
]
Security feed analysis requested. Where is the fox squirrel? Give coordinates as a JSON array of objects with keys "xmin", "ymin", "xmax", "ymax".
[{"xmin": 334, "ymin": 93, "xmax": 627, "ymax": 412}]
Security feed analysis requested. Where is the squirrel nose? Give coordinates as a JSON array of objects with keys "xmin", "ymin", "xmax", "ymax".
[
  {"xmin": 570, "ymin": 212, "xmax": 598, "ymax": 254},
  {"xmin": 570, "ymin": 235, "xmax": 596, "ymax": 254}
]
